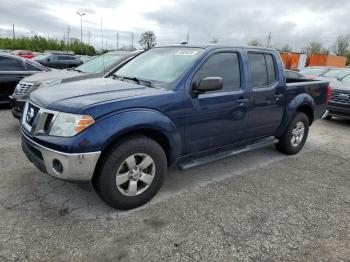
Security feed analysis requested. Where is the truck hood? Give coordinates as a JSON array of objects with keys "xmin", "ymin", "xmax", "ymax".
[
  {"xmin": 21, "ymin": 69, "xmax": 96, "ymax": 85},
  {"xmin": 30, "ymin": 78, "xmax": 168, "ymax": 114},
  {"xmin": 330, "ymin": 81, "xmax": 350, "ymax": 93}
]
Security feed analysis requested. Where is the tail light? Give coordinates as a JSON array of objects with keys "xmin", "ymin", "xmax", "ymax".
[{"xmin": 326, "ymin": 84, "xmax": 331, "ymax": 104}]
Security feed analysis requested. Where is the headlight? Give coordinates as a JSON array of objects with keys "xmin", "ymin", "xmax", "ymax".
[
  {"xmin": 40, "ymin": 79, "xmax": 62, "ymax": 88},
  {"xmin": 49, "ymin": 113, "xmax": 95, "ymax": 137}
]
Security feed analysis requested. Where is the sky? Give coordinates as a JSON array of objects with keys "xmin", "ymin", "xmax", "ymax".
[{"xmin": 0, "ymin": 0, "xmax": 349, "ymax": 51}]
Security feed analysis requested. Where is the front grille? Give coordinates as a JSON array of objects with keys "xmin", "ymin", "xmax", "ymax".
[
  {"xmin": 22, "ymin": 102, "xmax": 57, "ymax": 135},
  {"xmin": 26, "ymin": 103, "xmax": 40, "ymax": 126},
  {"xmin": 330, "ymin": 91, "xmax": 350, "ymax": 104},
  {"xmin": 15, "ymin": 82, "xmax": 34, "ymax": 95}
]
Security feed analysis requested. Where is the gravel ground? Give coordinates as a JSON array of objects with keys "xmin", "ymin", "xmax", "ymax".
[{"xmin": 0, "ymin": 105, "xmax": 349, "ymax": 261}]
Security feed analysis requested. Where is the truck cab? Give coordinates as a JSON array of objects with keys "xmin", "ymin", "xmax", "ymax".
[{"xmin": 21, "ymin": 45, "xmax": 330, "ymax": 210}]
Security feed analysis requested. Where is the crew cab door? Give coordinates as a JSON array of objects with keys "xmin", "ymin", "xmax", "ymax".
[
  {"xmin": 185, "ymin": 50, "xmax": 249, "ymax": 154},
  {"xmin": 246, "ymin": 52, "xmax": 285, "ymax": 138}
]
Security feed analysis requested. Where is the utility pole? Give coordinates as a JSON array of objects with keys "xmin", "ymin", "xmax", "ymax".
[
  {"xmin": 267, "ymin": 32, "xmax": 272, "ymax": 48},
  {"xmin": 88, "ymin": 31, "xmax": 91, "ymax": 45},
  {"xmin": 186, "ymin": 32, "xmax": 190, "ymax": 44},
  {"xmin": 116, "ymin": 32, "xmax": 119, "ymax": 50},
  {"xmin": 12, "ymin": 24, "xmax": 15, "ymax": 39},
  {"xmin": 131, "ymin": 32, "xmax": 134, "ymax": 50},
  {"xmin": 76, "ymin": 11, "xmax": 86, "ymax": 45},
  {"xmin": 67, "ymin": 26, "xmax": 70, "ymax": 46},
  {"xmin": 101, "ymin": 17, "xmax": 104, "ymax": 51}
]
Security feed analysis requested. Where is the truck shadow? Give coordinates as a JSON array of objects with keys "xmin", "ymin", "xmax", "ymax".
[{"xmin": 35, "ymin": 145, "xmax": 287, "ymax": 219}]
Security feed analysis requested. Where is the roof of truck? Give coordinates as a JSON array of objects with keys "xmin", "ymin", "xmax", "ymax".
[{"xmin": 155, "ymin": 44, "xmax": 276, "ymax": 51}]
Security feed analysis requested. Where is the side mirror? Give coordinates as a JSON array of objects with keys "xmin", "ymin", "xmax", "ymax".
[
  {"xmin": 47, "ymin": 58, "xmax": 50, "ymax": 62},
  {"xmin": 195, "ymin": 77, "xmax": 223, "ymax": 94}
]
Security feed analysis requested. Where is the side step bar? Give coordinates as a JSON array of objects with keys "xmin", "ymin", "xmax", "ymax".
[{"xmin": 178, "ymin": 136, "xmax": 279, "ymax": 171}]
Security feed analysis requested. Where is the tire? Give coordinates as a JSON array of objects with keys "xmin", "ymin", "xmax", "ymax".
[
  {"xmin": 93, "ymin": 136, "xmax": 167, "ymax": 210},
  {"xmin": 275, "ymin": 112, "xmax": 309, "ymax": 155}
]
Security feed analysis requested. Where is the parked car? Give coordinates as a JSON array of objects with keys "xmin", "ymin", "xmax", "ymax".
[
  {"xmin": 299, "ymin": 66, "xmax": 335, "ymax": 79},
  {"xmin": 9, "ymin": 50, "xmax": 141, "ymax": 119},
  {"xmin": 32, "ymin": 53, "xmax": 83, "ymax": 69},
  {"xmin": 323, "ymin": 74, "xmax": 350, "ymax": 120},
  {"xmin": 0, "ymin": 53, "xmax": 49, "ymax": 103},
  {"xmin": 316, "ymin": 68, "xmax": 350, "ymax": 82},
  {"xmin": 285, "ymin": 70, "xmax": 306, "ymax": 81},
  {"xmin": 21, "ymin": 45, "xmax": 330, "ymax": 210},
  {"xmin": 11, "ymin": 50, "xmax": 36, "ymax": 59}
]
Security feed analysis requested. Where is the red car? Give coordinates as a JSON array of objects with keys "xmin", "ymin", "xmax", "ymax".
[{"xmin": 11, "ymin": 50, "xmax": 36, "ymax": 59}]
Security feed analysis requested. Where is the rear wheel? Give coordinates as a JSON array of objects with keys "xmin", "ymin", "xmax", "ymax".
[
  {"xmin": 93, "ymin": 136, "xmax": 167, "ymax": 210},
  {"xmin": 276, "ymin": 112, "xmax": 309, "ymax": 155}
]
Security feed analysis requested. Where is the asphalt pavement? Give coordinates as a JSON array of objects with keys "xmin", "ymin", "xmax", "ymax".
[{"xmin": 0, "ymin": 105, "xmax": 349, "ymax": 261}]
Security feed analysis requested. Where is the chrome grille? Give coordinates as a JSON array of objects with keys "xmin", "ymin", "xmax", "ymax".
[
  {"xmin": 22, "ymin": 101, "xmax": 57, "ymax": 135},
  {"xmin": 330, "ymin": 91, "xmax": 350, "ymax": 104},
  {"xmin": 15, "ymin": 82, "xmax": 34, "ymax": 95}
]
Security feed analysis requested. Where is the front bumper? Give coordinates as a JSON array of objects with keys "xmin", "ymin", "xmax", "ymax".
[
  {"xmin": 21, "ymin": 131, "xmax": 101, "ymax": 181},
  {"xmin": 9, "ymin": 96, "xmax": 26, "ymax": 119},
  {"xmin": 327, "ymin": 103, "xmax": 350, "ymax": 119}
]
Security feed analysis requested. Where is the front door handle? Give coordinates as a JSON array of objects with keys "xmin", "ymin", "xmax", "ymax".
[{"xmin": 237, "ymin": 97, "xmax": 248, "ymax": 106}]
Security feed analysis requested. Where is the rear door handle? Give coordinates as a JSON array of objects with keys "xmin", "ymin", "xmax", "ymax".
[{"xmin": 275, "ymin": 94, "xmax": 284, "ymax": 101}]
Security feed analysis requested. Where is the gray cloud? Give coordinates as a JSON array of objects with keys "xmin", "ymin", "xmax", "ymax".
[{"xmin": 0, "ymin": 0, "xmax": 349, "ymax": 51}]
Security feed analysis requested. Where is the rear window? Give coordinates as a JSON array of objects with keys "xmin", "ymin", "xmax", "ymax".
[{"xmin": 248, "ymin": 53, "xmax": 277, "ymax": 87}]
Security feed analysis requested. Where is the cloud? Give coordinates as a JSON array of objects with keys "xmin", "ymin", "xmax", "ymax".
[{"xmin": 0, "ymin": 0, "xmax": 349, "ymax": 51}]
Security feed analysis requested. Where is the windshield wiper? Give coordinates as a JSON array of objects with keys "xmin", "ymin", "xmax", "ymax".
[{"xmin": 113, "ymin": 75, "xmax": 152, "ymax": 87}]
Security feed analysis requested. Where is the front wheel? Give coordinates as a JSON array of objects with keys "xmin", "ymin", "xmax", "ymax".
[
  {"xmin": 93, "ymin": 136, "xmax": 167, "ymax": 210},
  {"xmin": 275, "ymin": 112, "xmax": 309, "ymax": 155}
]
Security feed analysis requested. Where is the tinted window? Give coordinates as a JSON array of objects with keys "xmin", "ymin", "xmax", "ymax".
[
  {"xmin": 0, "ymin": 57, "xmax": 24, "ymax": 71},
  {"xmin": 285, "ymin": 71, "xmax": 301, "ymax": 79},
  {"xmin": 248, "ymin": 53, "xmax": 268, "ymax": 87},
  {"xmin": 197, "ymin": 53, "xmax": 241, "ymax": 91},
  {"xmin": 58, "ymin": 55, "xmax": 75, "ymax": 60},
  {"xmin": 248, "ymin": 53, "xmax": 277, "ymax": 87},
  {"xmin": 26, "ymin": 62, "xmax": 41, "ymax": 71},
  {"xmin": 265, "ymin": 55, "xmax": 276, "ymax": 85}
]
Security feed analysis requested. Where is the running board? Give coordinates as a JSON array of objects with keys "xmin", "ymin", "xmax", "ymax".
[{"xmin": 178, "ymin": 137, "xmax": 278, "ymax": 171}]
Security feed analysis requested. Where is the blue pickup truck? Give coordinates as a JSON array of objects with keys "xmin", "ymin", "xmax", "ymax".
[{"xmin": 21, "ymin": 45, "xmax": 330, "ymax": 209}]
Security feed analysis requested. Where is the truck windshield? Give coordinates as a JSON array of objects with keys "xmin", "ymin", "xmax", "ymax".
[
  {"xmin": 341, "ymin": 74, "xmax": 350, "ymax": 83},
  {"xmin": 299, "ymin": 68, "xmax": 326, "ymax": 76},
  {"xmin": 76, "ymin": 52, "xmax": 130, "ymax": 74},
  {"xmin": 322, "ymin": 69, "xmax": 350, "ymax": 78},
  {"xmin": 114, "ymin": 47, "xmax": 204, "ymax": 88}
]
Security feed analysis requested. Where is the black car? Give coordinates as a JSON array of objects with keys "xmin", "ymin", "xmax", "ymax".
[
  {"xmin": 32, "ymin": 53, "xmax": 83, "ymax": 69},
  {"xmin": 324, "ymin": 74, "xmax": 350, "ymax": 120},
  {"xmin": 0, "ymin": 53, "xmax": 49, "ymax": 103}
]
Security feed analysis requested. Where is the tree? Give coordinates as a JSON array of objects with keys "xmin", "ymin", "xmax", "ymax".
[
  {"xmin": 139, "ymin": 31, "xmax": 156, "ymax": 50},
  {"xmin": 248, "ymin": 39, "xmax": 262, "ymax": 47},
  {"xmin": 302, "ymin": 41, "xmax": 329, "ymax": 55},
  {"xmin": 210, "ymin": 37, "xmax": 219, "ymax": 44},
  {"xmin": 331, "ymin": 35, "xmax": 349, "ymax": 56},
  {"xmin": 280, "ymin": 44, "xmax": 292, "ymax": 52}
]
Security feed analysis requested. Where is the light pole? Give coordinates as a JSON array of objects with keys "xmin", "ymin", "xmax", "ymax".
[{"xmin": 76, "ymin": 11, "xmax": 85, "ymax": 45}]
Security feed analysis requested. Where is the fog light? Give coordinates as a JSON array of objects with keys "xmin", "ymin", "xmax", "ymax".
[{"xmin": 52, "ymin": 159, "xmax": 63, "ymax": 175}]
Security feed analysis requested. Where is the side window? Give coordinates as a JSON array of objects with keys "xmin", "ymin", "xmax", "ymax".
[
  {"xmin": 0, "ymin": 57, "xmax": 25, "ymax": 71},
  {"xmin": 26, "ymin": 62, "xmax": 41, "ymax": 71},
  {"xmin": 196, "ymin": 52, "xmax": 241, "ymax": 91},
  {"xmin": 248, "ymin": 53, "xmax": 277, "ymax": 87},
  {"xmin": 265, "ymin": 54, "xmax": 276, "ymax": 85},
  {"xmin": 59, "ymin": 55, "xmax": 75, "ymax": 60}
]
